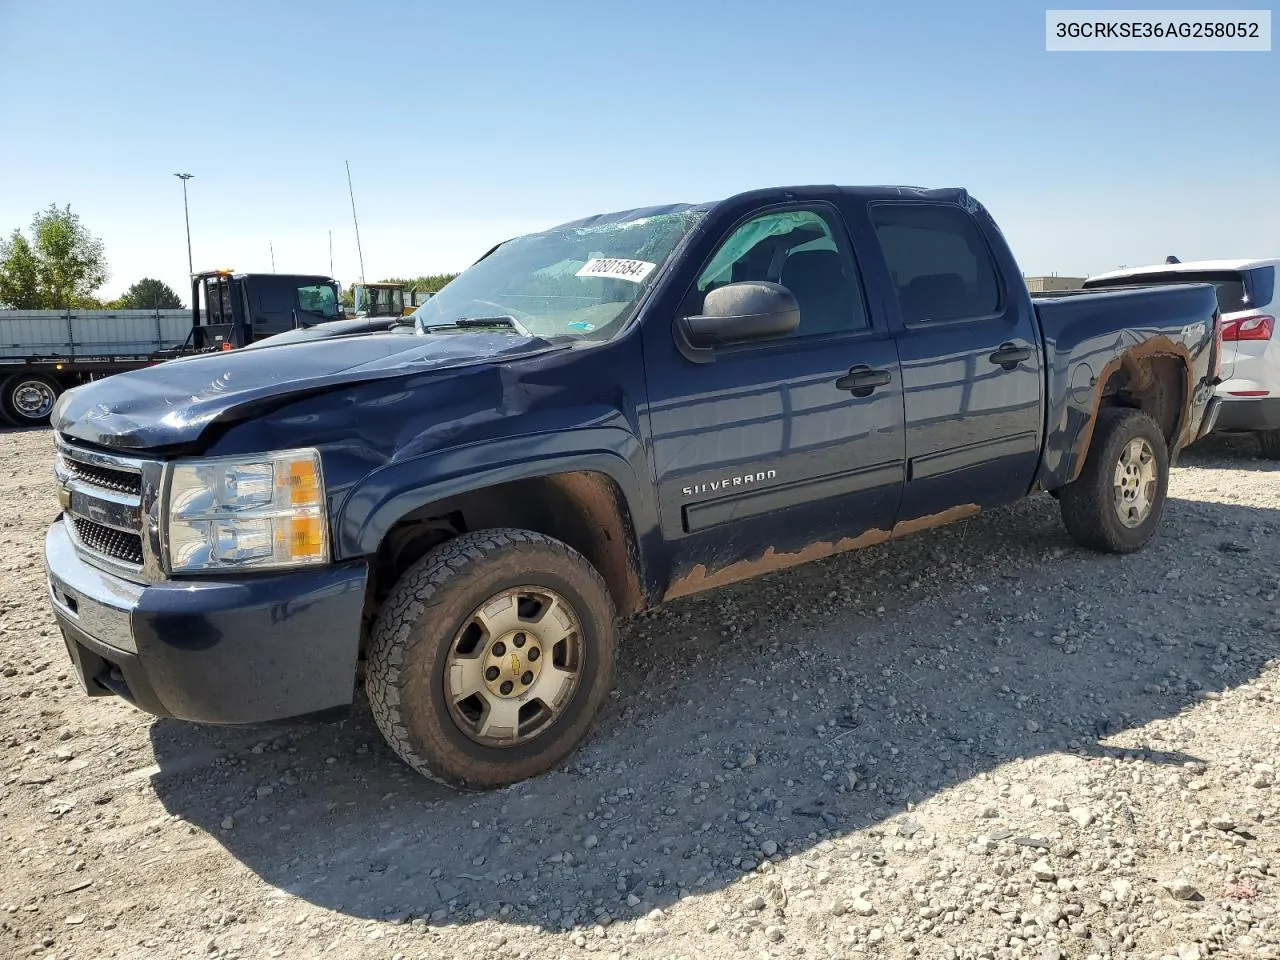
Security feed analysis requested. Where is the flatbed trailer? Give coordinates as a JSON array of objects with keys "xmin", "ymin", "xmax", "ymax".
[{"xmin": 0, "ymin": 270, "xmax": 343, "ymax": 425}]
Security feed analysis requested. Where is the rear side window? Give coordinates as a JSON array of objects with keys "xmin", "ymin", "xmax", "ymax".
[
  {"xmin": 257, "ymin": 283, "xmax": 295, "ymax": 314},
  {"xmin": 870, "ymin": 204, "xmax": 1001, "ymax": 324},
  {"xmin": 1246, "ymin": 266, "xmax": 1275, "ymax": 310}
]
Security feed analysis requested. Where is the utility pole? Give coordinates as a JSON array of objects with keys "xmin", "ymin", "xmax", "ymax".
[
  {"xmin": 329, "ymin": 230, "xmax": 333, "ymax": 277},
  {"xmin": 345, "ymin": 160, "xmax": 366, "ymax": 284},
  {"xmin": 270, "ymin": 242, "xmax": 276, "ymax": 273},
  {"xmin": 174, "ymin": 173, "xmax": 194, "ymax": 277}
]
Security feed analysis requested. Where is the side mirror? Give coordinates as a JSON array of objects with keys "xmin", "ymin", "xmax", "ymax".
[{"xmin": 680, "ymin": 281, "xmax": 800, "ymax": 348}]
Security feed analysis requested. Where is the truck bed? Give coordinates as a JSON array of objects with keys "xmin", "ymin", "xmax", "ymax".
[{"xmin": 0, "ymin": 309, "xmax": 192, "ymax": 360}]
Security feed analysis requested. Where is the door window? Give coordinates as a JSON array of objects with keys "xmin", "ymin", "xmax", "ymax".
[
  {"xmin": 298, "ymin": 283, "xmax": 339, "ymax": 318},
  {"xmin": 870, "ymin": 204, "xmax": 1002, "ymax": 324},
  {"xmin": 694, "ymin": 208, "xmax": 869, "ymax": 337}
]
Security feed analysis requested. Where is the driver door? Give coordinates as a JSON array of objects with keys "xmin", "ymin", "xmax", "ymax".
[{"xmin": 643, "ymin": 202, "xmax": 906, "ymax": 596}]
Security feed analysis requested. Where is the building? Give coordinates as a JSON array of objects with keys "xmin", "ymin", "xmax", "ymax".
[{"xmin": 1024, "ymin": 274, "xmax": 1086, "ymax": 292}]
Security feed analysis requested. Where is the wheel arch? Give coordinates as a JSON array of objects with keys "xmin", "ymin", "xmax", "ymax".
[
  {"xmin": 339, "ymin": 445, "xmax": 655, "ymax": 639},
  {"xmin": 1044, "ymin": 341, "xmax": 1191, "ymax": 490}
]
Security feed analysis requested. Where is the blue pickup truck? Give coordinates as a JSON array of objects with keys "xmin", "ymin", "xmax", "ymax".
[{"xmin": 44, "ymin": 185, "xmax": 1222, "ymax": 789}]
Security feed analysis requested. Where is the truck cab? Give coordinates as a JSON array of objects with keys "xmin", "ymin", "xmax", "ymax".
[{"xmin": 189, "ymin": 270, "xmax": 344, "ymax": 349}]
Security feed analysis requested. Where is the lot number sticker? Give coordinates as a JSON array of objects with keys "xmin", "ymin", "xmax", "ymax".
[{"xmin": 575, "ymin": 258, "xmax": 656, "ymax": 283}]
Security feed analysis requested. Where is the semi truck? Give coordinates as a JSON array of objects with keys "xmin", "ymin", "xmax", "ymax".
[{"xmin": 0, "ymin": 270, "xmax": 343, "ymax": 425}]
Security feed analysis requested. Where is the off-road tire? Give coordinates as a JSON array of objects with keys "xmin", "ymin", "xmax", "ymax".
[
  {"xmin": 0, "ymin": 374, "xmax": 61, "ymax": 426},
  {"xmin": 1059, "ymin": 407, "xmax": 1170, "ymax": 554},
  {"xmin": 1258, "ymin": 429, "xmax": 1280, "ymax": 460},
  {"xmin": 365, "ymin": 528, "xmax": 617, "ymax": 790}
]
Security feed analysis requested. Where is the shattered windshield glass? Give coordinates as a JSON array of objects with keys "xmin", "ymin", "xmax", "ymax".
[{"xmin": 410, "ymin": 209, "xmax": 705, "ymax": 341}]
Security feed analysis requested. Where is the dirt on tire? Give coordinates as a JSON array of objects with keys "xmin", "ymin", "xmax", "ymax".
[
  {"xmin": 1059, "ymin": 406, "xmax": 1170, "ymax": 553},
  {"xmin": 365, "ymin": 528, "xmax": 617, "ymax": 790}
]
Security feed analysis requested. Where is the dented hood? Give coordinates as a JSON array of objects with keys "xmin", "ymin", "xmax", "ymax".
[{"xmin": 53, "ymin": 331, "xmax": 564, "ymax": 452}]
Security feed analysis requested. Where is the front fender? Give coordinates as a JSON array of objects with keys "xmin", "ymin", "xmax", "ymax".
[{"xmin": 334, "ymin": 425, "xmax": 661, "ymax": 581}]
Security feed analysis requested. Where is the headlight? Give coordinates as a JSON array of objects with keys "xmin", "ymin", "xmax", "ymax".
[{"xmin": 164, "ymin": 449, "xmax": 329, "ymax": 573}]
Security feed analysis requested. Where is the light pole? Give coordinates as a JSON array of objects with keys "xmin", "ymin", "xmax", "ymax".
[{"xmin": 174, "ymin": 173, "xmax": 194, "ymax": 278}]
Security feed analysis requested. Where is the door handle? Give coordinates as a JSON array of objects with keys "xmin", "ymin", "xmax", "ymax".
[
  {"xmin": 835, "ymin": 365, "xmax": 892, "ymax": 397},
  {"xmin": 988, "ymin": 342, "xmax": 1031, "ymax": 369}
]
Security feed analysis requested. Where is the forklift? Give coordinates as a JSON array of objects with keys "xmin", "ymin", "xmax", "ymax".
[{"xmin": 181, "ymin": 269, "xmax": 345, "ymax": 352}]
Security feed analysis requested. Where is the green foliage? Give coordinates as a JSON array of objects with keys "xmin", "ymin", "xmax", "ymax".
[
  {"xmin": 0, "ymin": 204, "xmax": 109, "ymax": 309},
  {"xmin": 383, "ymin": 273, "xmax": 460, "ymax": 294},
  {"xmin": 116, "ymin": 277, "xmax": 183, "ymax": 310},
  {"xmin": 31, "ymin": 204, "xmax": 108, "ymax": 309},
  {"xmin": 0, "ymin": 230, "xmax": 41, "ymax": 308}
]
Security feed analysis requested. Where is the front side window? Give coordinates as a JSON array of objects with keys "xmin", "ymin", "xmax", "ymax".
[
  {"xmin": 298, "ymin": 284, "xmax": 339, "ymax": 318},
  {"xmin": 871, "ymin": 204, "xmax": 1001, "ymax": 324},
  {"xmin": 410, "ymin": 209, "xmax": 705, "ymax": 341},
  {"xmin": 694, "ymin": 208, "xmax": 868, "ymax": 337}
]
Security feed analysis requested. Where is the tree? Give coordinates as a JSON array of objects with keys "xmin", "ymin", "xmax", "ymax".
[
  {"xmin": 31, "ymin": 204, "xmax": 108, "ymax": 309},
  {"xmin": 0, "ymin": 230, "xmax": 41, "ymax": 308},
  {"xmin": 116, "ymin": 277, "xmax": 183, "ymax": 310},
  {"xmin": 0, "ymin": 205, "xmax": 109, "ymax": 309},
  {"xmin": 382, "ymin": 273, "xmax": 459, "ymax": 294}
]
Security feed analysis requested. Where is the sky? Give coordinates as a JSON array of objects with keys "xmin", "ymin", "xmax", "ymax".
[{"xmin": 1, "ymin": 0, "xmax": 1276, "ymax": 302}]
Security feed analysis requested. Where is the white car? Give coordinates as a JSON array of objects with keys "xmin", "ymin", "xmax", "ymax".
[{"xmin": 1084, "ymin": 258, "xmax": 1279, "ymax": 457}]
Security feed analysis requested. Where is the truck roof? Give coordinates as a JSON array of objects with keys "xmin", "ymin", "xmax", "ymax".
[
  {"xmin": 1089, "ymin": 258, "xmax": 1280, "ymax": 282},
  {"xmin": 548, "ymin": 186, "xmax": 980, "ymax": 234}
]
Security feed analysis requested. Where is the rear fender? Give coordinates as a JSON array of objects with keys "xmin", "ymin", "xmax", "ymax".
[{"xmin": 1039, "ymin": 337, "xmax": 1194, "ymax": 490}]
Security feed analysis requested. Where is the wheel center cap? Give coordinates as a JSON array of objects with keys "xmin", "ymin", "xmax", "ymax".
[{"xmin": 482, "ymin": 631, "xmax": 543, "ymax": 698}]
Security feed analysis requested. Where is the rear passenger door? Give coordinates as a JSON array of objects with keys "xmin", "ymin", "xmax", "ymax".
[{"xmin": 865, "ymin": 202, "xmax": 1043, "ymax": 521}]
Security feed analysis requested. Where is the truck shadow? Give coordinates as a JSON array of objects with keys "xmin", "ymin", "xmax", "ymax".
[
  {"xmin": 146, "ymin": 468, "xmax": 1280, "ymax": 929},
  {"xmin": 1180, "ymin": 431, "xmax": 1279, "ymax": 471}
]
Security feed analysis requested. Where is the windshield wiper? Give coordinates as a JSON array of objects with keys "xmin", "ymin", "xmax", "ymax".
[{"xmin": 421, "ymin": 316, "xmax": 523, "ymax": 334}]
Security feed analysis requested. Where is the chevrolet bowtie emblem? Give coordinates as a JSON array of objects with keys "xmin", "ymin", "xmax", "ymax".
[{"xmin": 510, "ymin": 653, "xmax": 520, "ymax": 674}]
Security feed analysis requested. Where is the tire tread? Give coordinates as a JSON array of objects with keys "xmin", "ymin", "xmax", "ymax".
[
  {"xmin": 365, "ymin": 528, "xmax": 615, "ymax": 789},
  {"xmin": 1059, "ymin": 407, "xmax": 1169, "ymax": 554}
]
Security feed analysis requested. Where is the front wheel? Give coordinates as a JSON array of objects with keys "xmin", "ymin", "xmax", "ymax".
[
  {"xmin": 365, "ymin": 529, "xmax": 617, "ymax": 790},
  {"xmin": 1, "ymin": 374, "xmax": 61, "ymax": 426},
  {"xmin": 1058, "ymin": 407, "xmax": 1170, "ymax": 554}
]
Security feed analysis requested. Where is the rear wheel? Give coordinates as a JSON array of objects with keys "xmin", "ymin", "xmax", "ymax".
[
  {"xmin": 1058, "ymin": 407, "xmax": 1169, "ymax": 554},
  {"xmin": 1258, "ymin": 429, "xmax": 1280, "ymax": 460},
  {"xmin": 365, "ymin": 529, "xmax": 617, "ymax": 790},
  {"xmin": 0, "ymin": 374, "xmax": 61, "ymax": 426}
]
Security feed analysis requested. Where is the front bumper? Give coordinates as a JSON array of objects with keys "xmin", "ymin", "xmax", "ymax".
[{"xmin": 44, "ymin": 519, "xmax": 369, "ymax": 725}]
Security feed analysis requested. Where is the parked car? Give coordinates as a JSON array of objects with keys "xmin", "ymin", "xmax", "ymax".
[
  {"xmin": 1084, "ymin": 259, "xmax": 1278, "ymax": 457},
  {"xmin": 43, "ymin": 185, "xmax": 1221, "ymax": 790}
]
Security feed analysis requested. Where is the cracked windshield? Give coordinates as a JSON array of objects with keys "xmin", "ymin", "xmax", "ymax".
[{"xmin": 410, "ymin": 209, "xmax": 704, "ymax": 340}]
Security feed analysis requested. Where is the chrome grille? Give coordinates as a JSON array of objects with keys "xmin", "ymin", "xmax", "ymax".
[
  {"xmin": 59, "ymin": 458, "xmax": 142, "ymax": 496},
  {"xmin": 55, "ymin": 438, "xmax": 160, "ymax": 579},
  {"xmin": 71, "ymin": 517, "xmax": 145, "ymax": 566}
]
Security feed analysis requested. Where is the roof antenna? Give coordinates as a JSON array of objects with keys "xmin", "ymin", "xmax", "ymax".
[{"xmin": 1165, "ymin": 255, "xmax": 1180, "ymax": 264}]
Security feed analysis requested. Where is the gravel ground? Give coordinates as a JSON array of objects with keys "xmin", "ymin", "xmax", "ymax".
[{"xmin": 1, "ymin": 425, "xmax": 1278, "ymax": 960}]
